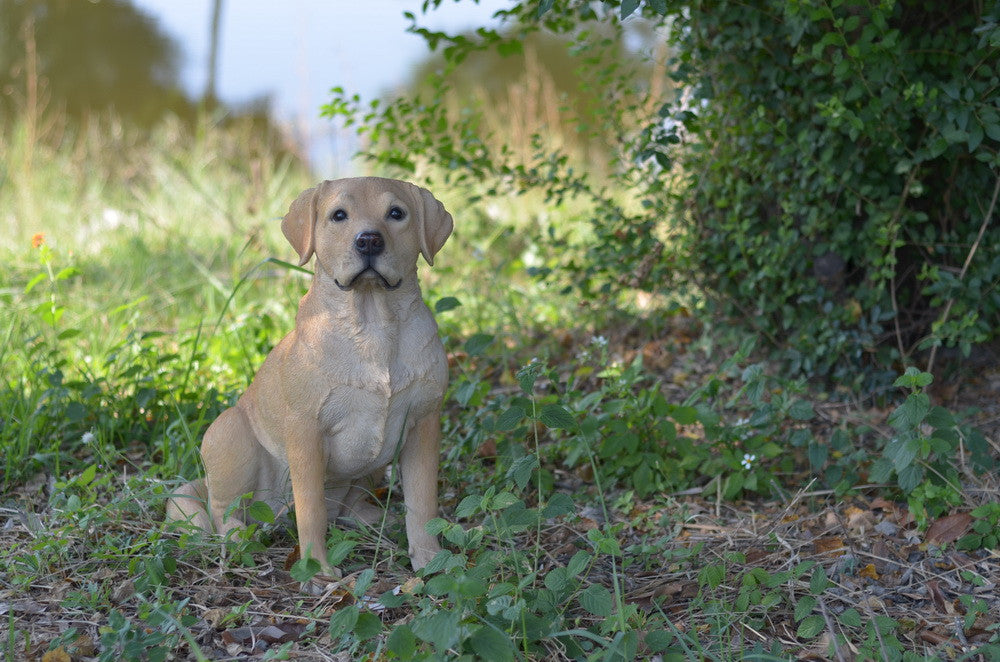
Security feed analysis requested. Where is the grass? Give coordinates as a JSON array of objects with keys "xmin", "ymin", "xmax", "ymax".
[{"xmin": 2, "ymin": 110, "xmax": 999, "ymax": 661}]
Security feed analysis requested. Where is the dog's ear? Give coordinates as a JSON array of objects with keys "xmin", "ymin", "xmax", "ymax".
[
  {"xmin": 281, "ymin": 185, "xmax": 320, "ymax": 266},
  {"xmin": 412, "ymin": 185, "xmax": 454, "ymax": 266}
]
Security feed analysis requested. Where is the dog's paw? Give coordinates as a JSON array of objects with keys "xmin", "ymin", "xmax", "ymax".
[
  {"xmin": 299, "ymin": 566, "xmax": 343, "ymax": 595},
  {"xmin": 336, "ymin": 499, "xmax": 384, "ymax": 528},
  {"xmin": 409, "ymin": 541, "xmax": 443, "ymax": 571}
]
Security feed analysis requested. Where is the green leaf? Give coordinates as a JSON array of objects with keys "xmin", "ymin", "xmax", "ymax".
[
  {"xmin": 24, "ymin": 273, "xmax": 46, "ymax": 294},
  {"xmin": 75, "ymin": 464, "xmax": 97, "ymax": 487},
  {"xmin": 326, "ymin": 540, "xmax": 356, "ymax": 566},
  {"xmin": 670, "ymin": 405, "xmax": 698, "ymax": 425},
  {"xmin": 885, "ymin": 437, "xmax": 919, "ymax": 473},
  {"xmin": 495, "ymin": 405, "xmax": 525, "ymax": 431},
  {"xmin": 411, "ymin": 610, "xmax": 461, "ymax": 650},
  {"xmin": 567, "ymin": 551, "xmax": 591, "ymax": 576},
  {"xmin": 621, "ymin": 0, "xmax": 641, "ymax": 19},
  {"xmin": 807, "ymin": 441, "xmax": 828, "ymax": 470},
  {"xmin": 355, "ymin": 612, "xmax": 381, "ymax": 640},
  {"xmin": 456, "ymin": 494, "xmax": 481, "ymax": 519},
  {"xmin": 797, "ymin": 614, "xmax": 826, "ymax": 639},
  {"xmin": 788, "ymin": 399, "xmax": 815, "ymax": 420},
  {"xmin": 579, "ymin": 583, "xmax": 613, "ymax": 617},
  {"xmin": 809, "ymin": 566, "xmax": 829, "ymax": 594},
  {"xmin": 453, "ymin": 379, "xmax": 477, "ymax": 407},
  {"xmin": 425, "ymin": 517, "xmax": 450, "ymax": 536},
  {"xmin": 544, "ymin": 566, "xmax": 572, "ymax": 592},
  {"xmin": 328, "ymin": 605, "xmax": 359, "ymax": 639},
  {"xmin": 434, "ymin": 296, "xmax": 460, "ymax": 313},
  {"xmin": 354, "ymin": 568, "xmax": 375, "ymax": 596},
  {"xmin": 247, "ymin": 500, "xmax": 275, "ymax": 524},
  {"xmin": 644, "ymin": 629, "xmax": 673, "ymax": 652},
  {"xmin": 925, "ymin": 406, "xmax": 955, "ymax": 430},
  {"xmin": 464, "ymin": 333, "xmax": 495, "ymax": 356},
  {"xmin": 647, "ymin": 0, "xmax": 668, "ymax": 15},
  {"xmin": 888, "ymin": 393, "xmax": 930, "ymax": 430},
  {"xmin": 290, "ymin": 557, "xmax": 320, "ymax": 583},
  {"xmin": 516, "ymin": 361, "xmax": 543, "ymax": 394},
  {"xmin": 893, "ymin": 367, "xmax": 933, "ymax": 389},
  {"xmin": 869, "ymin": 456, "xmax": 893, "ymax": 483},
  {"xmin": 457, "ymin": 575, "xmax": 487, "ymax": 598},
  {"xmin": 698, "ymin": 563, "xmax": 725, "ymax": 589},
  {"xmin": 468, "ymin": 625, "xmax": 515, "ymax": 662},
  {"xmin": 795, "ymin": 595, "xmax": 817, "ymax": 622},
  {"xmin": 489, "ymin": 491, "xmax": 519, "ymax": 510},
  {"xmin": 54, "ymin": 266, "xmax": 80, "ymax": 281},
  {"xmin": 425, "ymin": 574, "xmax": 457, "ymax": 596},
  {"xmin": 839, "ymin": 608, "xmax": 862, "ymax": 627},
  {"xmin": 540, "ymin": 404, "xmax": 576, "ymax": 429},
  {"xmin": 387, "ymin": 624, "xmax": 416, "ymax": 658},
  {"xmin": 896, "ymin": 463, "xmax": 923, "ymax": 493},
  {"xmin": 541, "ymin": 492, "xmax": 575, "ymax": 519},
  {"xmin": 506, "ymin": 455, "xmax": 537, "ymax": 490}
]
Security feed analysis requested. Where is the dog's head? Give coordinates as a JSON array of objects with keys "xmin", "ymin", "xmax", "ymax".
[{"xmin": 281, "ymin": 177, "xmax": 453, "ymax": 291}]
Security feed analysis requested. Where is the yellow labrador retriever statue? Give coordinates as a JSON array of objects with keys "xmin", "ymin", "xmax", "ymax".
[{"xmin": 167, "ymin": 177, "xmax": 452, "ymax": 579}]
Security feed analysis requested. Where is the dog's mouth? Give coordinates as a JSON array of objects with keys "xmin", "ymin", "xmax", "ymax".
[{"xmin": 335, "ymin": 267, "xmax": 402, "ymax": 291}]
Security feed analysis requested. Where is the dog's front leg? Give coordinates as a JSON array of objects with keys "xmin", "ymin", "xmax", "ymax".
[
  {"xmin": 287, "ymin": 433, "xmax": 339, "ymax": 579},
  {"xmin": 400, "ymin": 411, "xmax": 443, "ymax": 570}
]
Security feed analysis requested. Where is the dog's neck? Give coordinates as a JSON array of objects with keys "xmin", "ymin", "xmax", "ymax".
[{"xmin": 298, "ymin": 270, "xmax": 423, "ymax": 356}]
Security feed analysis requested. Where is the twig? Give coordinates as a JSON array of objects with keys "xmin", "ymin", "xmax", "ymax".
[
  {"xmin": 926, "ymin": 171, "xmax": 1000, "ymax": 374},
  {"xmin": 818, "ymin": 595, "xmax": 848, "ymax": 662},
  {"xmin": 888, "ymin": 169, "xmax": 918, "ymax": 360}
]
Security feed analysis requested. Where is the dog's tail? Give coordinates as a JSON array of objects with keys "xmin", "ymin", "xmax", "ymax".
[{"xmin": 165, "ymin": 478, "xmax": 213, "ymax": 530}]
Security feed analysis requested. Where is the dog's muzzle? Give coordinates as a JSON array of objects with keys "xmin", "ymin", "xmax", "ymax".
[{"xmin": 334, "ymin": 230, "xmax": 402, "ymax": 291}]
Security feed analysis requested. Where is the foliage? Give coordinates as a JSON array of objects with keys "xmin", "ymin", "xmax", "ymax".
[
  {"xmin": 2, "ymin": 11, "xmax": 999, "ymax": 654},
  {"xmin": 871, "ymin": 368, "xmax": 992, "ymax": 526},
  {"xmin": 959, "ymin": 502, "xmax": 1000, "ymax": 551},
  {"xmin": 646, "ymin": 0, "xmax": 1000, "ymax": 384},
  {"xmin": 329, "ymin": 0, "xmax": 1000, "ymax": 386}
]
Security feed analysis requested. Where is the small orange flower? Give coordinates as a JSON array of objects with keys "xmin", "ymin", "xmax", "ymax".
[{"xmin": 31, "ymin": 232, "xmax": 45, "ymax": 248}]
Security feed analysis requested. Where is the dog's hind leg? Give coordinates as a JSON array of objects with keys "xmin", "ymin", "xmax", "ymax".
[
  {"xmin": 165, "ymin": 478, "xmax": 212, "ymax": 529},
  {"xmin": 336, "ymin": 469, "xmax": 385, "ymax": 526},
  {"xmin": 200, "ymin": 405, "xmax": 267, "ymax": 535}
]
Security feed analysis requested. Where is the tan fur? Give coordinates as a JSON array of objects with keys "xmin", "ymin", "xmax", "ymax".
[{"xmin": 166, "ymin": 177, "xmax": 453, "ymax": 577}]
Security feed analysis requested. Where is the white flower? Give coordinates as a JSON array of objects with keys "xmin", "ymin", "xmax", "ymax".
[
  {"xmin": 82, "ymin": 431, "xmax": 96, "ymax": 445},
  {"xmin": 741, "ymin": 453, "xmax": 756, "ymax": 470}
]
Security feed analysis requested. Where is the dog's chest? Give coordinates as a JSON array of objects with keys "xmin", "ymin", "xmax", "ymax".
[{"xmin": 318, "ymin": 335, "xmax": 444, "ymax": 478}]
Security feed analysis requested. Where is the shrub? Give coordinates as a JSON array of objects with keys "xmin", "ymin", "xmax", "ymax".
[
  {"xmin": 329, "ymin": 0, "xmax": 1000, "ymax": 385},
  {"xmin": 655, "ymin": 0, "xmax": 1000, "ymax": 385}
]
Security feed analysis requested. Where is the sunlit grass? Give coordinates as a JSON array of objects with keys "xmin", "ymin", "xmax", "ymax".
[{"xmin": 0, "ymin": 105, "xmax": 603, "ymax": 488}]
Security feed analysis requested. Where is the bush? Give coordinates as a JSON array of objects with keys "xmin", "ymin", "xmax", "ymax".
[
  {"xmin": 657, "ymin": 0, "xmax": 1000, "ymax": 385},
  {"xmin": 330, "ymin": 0, "xmax": 1000, "ymax": 385}
]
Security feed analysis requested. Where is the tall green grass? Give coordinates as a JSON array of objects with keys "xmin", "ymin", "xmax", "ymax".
[
  {"xmin": 1, "ymin": 111, "xmax": 322, "ymax": 486},
  {"xmin": 0, "ymin": 105, "xmax": 598, "ymax": 488}
]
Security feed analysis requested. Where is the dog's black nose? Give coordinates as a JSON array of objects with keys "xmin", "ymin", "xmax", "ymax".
[{"xmin": 354, "ymin": 231, "xmax": 385, "ymax": 257}]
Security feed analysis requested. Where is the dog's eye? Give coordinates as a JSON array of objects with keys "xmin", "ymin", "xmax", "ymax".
[
  {"xmin": 387, "ymin": 206, "xmax": 406, "ymax": 221},
  {"xmin": 330, "ymin": 209, "xmax": 348, "ymax": 222}
]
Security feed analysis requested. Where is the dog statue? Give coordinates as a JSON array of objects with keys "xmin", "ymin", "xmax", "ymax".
[{"xmin": 167, "ymin": 177, "xmax": 453, "ymax": 579}]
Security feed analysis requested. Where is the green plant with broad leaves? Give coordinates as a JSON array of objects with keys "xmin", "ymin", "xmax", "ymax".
[{"xmin": 870, "ymin": 367, "xmax": 992, "ymax": 526}]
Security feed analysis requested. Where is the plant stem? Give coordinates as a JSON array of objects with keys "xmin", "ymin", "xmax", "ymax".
[{"xmin": 925, "ymin": 172, "xmax": 1000, "ymax": 374}]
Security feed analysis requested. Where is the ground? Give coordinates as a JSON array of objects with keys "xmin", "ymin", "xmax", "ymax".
[{"xmin": 2, "ymin": 324, "xmax": 998, "ymax": 660}]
